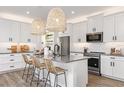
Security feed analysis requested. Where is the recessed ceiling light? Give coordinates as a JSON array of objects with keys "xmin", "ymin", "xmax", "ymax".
[
  {"xmin": 26, "ymin": 11, "xmax": 30, "ymax": 14},
  {"xmin": 71, "ymin": 11, "xmax": 75, "ymax": 14}
]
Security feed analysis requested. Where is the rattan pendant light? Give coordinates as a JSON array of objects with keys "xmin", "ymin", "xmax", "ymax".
[
  {"xmin": 46, "ymin": 8, "xmax": 66, "ymax": 32},
  {"xmin": 31, "ymin": 18, "xmax": 46, "ymax": 35}
]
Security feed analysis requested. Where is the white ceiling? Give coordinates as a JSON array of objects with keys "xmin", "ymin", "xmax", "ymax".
[{"xmin": 0, "ymin": 6, "xmax": 113, "ymax": 21}]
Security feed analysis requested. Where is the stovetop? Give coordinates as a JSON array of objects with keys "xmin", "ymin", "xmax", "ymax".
[{"xmin": 84, "ymin": 52, "xmax": 105, "ymax": 57}]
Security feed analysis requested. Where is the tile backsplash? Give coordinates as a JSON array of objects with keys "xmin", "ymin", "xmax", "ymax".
[{"xmin": 72, "ymin": 42, "xmax": 124, "ymax": 54}]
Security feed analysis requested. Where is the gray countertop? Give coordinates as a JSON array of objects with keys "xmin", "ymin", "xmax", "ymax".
[
  {"xmin": 0, "ymin": 52, "xmax": 33, "ymax": 54},
  {"xmin": 102, "ymin": 53, "xmax": 124, "ymax": 57},
  {"xmin": 35, "ymin": 53, "xmax": 90, "ymax": 63},
  {"xmin": 52, "ymin": 53, "xmax": 90, "ymax": 63}
]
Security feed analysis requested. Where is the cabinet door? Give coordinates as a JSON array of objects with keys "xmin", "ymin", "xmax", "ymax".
[
  {"xmin": 0, "ymin": 19, "xmax": 11, "ymax": 42},
  {"xmin": 72, "ymin": 22, "xmax": 87, "ymax": 43},
  {"xmin": 72, "ymin": 23, "xmax": 81, "ymax": 43},
  {"xmin": 80, "ymin": 22, "xmax": 87, "ymax": 42},
  {"xmin": 59, "ymin": 23, "xmax": 72, "ymax": 37},
  {"xmin": 101, "ymin": 55, "xmax": 113, "ymax": 76},
  {"xmin": 10, "ymin": 21, "xmax": 20, "ymax": 43},
  {"xmin": 103, "ymin": 15, "xmax": 115, "ymax": 42},
  {"xmin": 113, "ymin": 60, "xmax": 124, "ymax": 79},
  {"xmin": 115, "ymin": 13, "xmax": 124, "ymax": 42},
  {"xmin": 20, "ymin": 23, "xmax": 37, "ymax": 43},
  {"xmin": 87, "ymin": 14, "xmax": 103, "ymax": 33}
]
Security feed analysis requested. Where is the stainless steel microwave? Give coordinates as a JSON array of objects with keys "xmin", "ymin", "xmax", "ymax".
[{"xmin": 86, "ymin": 32, "xmax": 103, "ymax": 42}]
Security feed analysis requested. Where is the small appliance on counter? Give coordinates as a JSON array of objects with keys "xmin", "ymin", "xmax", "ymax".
[
  {"xmin": 110, "ymin": 48, "xmax": 122, "ymax": 56},
  {"xmin": 20, "ymin": 45, "xmax": 30, "ymax": 53},
  {"xmin": 83, "ymin": 47, "xmax": 88, "ymax": 54},
  {"xmin": 7, "ymin": 45, "xmax": 17, "ymax": 53}
]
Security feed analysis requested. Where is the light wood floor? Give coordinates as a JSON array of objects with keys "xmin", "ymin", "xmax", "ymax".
[{"xmin": 0, "ymin": 70, "xmax": 124, "ymax": 87}]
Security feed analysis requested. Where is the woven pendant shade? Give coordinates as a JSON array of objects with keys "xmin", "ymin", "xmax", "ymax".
[
  {"xmin": 31, "ymin": 18, "xmax": 46, "ymax": 35},
  {"xmin": 46, "ymin": 8, "xmax": 66, "ymax": 32}
]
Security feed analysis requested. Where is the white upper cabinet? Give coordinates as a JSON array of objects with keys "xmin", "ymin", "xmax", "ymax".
[
  {"xmin": 115, "ymin": 13, "xmax": 124, "ymax": 42},
  {"xmin": 58, "ymin": 23, "xmax": 73, "ymax": 37},
  {"xmin": 103, "ymin": 15, "xmax": 115, "ymax": 42},
  {"xmin": 0, "ymin": 19, "xmax": 11, "ymax": 42},
  {"xmin": 20, "ymin": 23, "xmax": 37, "ymax": 43},
  {"xmin": 104, "ymin": 12, "xmax": 124, "ymax": 42},
  {"xmin": 10, "ymin": 21, "xmax": 20, "ymax": 43},
  {"xmin": 72, "ymin": 21, "xmax": 87, "ymax": 43},
  {"xmin": 87, "ymin": 14, "xmax": 103, "ymax": 33}
]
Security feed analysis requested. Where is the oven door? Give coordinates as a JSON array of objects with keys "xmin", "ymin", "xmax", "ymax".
[{"xmin": 88, "ymin": 58, "xmax": 99, "ymax": 72}]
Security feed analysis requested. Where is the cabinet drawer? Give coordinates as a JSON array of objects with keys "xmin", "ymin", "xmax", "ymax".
[
  {"xmin": 101, "ymin": 55, "xmax": 124, "ymax": 61},
  {"xmin": 0, "ymin": 63, "xmax": 16, "ymax": 71},
  {"xmin": 0, "ymin": 62, "xmax": 25, "ymax": 72},
  {"xmin": 0, "ymin": 57, "xmax": 23, "ymax": 65},
  {"xmin": 13, "ymin": 62, "xmax": 25, "ymax": 69}
]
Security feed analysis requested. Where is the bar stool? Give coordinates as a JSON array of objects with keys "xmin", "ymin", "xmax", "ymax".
[
  {"xmin": 44, "ymin": 59, "xmax": 67, "ymax": 87},
  {"xmin": 22, "ymin": 54, "xmax": 33, "ymax": 82},
  {"xmin": 30, "ymin": 56, "xmax": 50, "ymax": 87}
]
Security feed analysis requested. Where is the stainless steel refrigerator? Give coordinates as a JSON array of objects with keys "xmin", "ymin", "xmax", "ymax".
[{"xmin": 59, "ymin": 36, "xmax": 70, "ymax": 56}]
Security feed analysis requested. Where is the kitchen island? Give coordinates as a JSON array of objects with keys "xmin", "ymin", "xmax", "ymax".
[{"xmin": 37, "ymin": 53, "xmax": 89, "ymax": 87}]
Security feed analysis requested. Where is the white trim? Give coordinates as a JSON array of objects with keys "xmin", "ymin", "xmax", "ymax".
[
  {"xmin": 0, "ymin": 12, "xmax": 33, "ymax": 23},
  {"xmin": 67, "ymin": 6, "xmax": 124, "ymax": 23}
]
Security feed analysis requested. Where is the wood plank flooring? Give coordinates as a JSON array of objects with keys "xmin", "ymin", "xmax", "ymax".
[{"xmin": 0, "ymin": 70, "xmax": 124, "ymax": 87}]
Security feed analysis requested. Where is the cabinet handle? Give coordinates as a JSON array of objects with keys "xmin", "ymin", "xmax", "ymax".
[
  {"xmin": 10, "ymin": 54, "xmax": 14, "ymax": 56},
  {"xmin": 115, "ymin": 36, "xmax": 117, "ymax": 40},
  {"xmin": 9, "ymin": 38, "xmax": 10, "ymax": 42},
  {"xmin": 10, "ymin": 66, "xmax": 14, "ymax": 68},
  {"xmin": 112, "ymin": 36, "xmax": 114, "ymax": 40},
  {"xmin": 110, "ymin": 62, "xmax": 112, "ymax": 66},
  {"xmin": 113, "ymin": 62, "xmax": 115, "ymax": 67},
  {"xmin": 11, "ymin": 38, "xmax": 12, "ymax": 42},
  {"xmin": 10, "ymin": 59, "xmax": 14, "ymax": 61},
  {"xmin": 110, "ymin": 57, "xmax": 115, "ymax": 59}
]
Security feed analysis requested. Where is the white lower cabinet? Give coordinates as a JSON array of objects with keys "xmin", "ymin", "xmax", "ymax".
[
  {"xmin": 0, "ymin": 53, "xmax": 25, "ymax": 73},
  {"xmin": 112, "ymin": 60, "xmax": 124, "ymax": 79},
  {"xmin": 101, "ymin": 55, "xmax": 124, "ymax": 81},
  {"xmin": 101, "ymin": 55, "xmax": 113, "ymax": 76}
]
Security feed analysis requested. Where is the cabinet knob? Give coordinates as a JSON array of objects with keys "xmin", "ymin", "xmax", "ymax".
[
  {"xmin": 110, "ymin": 57, "xmax": 115, "ymax": 59},
  {"xmin": 115, "ymin": 36, "xmax": 117, "ymax": 40},
  {"xmin": 110, "ymin": 62, "xmax": 113, "ymax": 66},
  {"xmin": 112, "ymin": 36, "xmax": 114, "ymax": 40},
  {"xmin": 113, "ymin": 62, "xmax": 115, "ymax": 67},
  {"xmin": 10, "ymin": 66, "xmax": 14, "ymax": 68},
  {"xmin": 10, "ymin": 59, "xmax": 14, "ymax": 61},
  {"xmin": 10, "ymin": 54, "xmax": 14, "ymax": 56}
]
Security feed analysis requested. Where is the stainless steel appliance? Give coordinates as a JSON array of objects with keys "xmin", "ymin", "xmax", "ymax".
[
  {"xmin": 86, "ymin": 32, "xmax": 103, "ymax": 42},
  {"xmin": 84, "ymin": 52, "xmax": 103, "ymax": 75},
  {"xmin": 59, "ymin": 36, "xmax": 70, "ymax": 56}
]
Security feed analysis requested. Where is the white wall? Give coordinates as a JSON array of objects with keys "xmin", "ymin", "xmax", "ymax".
[{"xmin": 72, "ymin": 42, "xmax": 124, "ymax": 55}]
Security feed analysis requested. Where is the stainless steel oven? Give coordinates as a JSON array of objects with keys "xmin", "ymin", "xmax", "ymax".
[
  {"xmin": 88, "ymin": 58, "xmax": 100, "ymax": 75},
  {"xmin": 84, "ymin": 52, "xmax": 102, "ymax": 75},
  {"xmin": 86, "ymin": 32, "xmax": 103, "ymax": 42}
]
